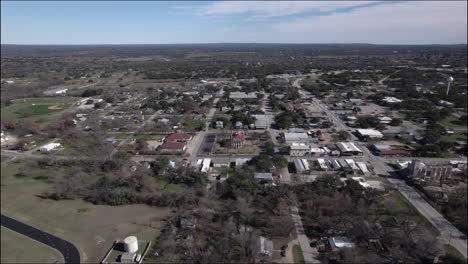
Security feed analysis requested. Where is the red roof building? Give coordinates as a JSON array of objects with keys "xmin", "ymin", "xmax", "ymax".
[
  {"xmin": 158, "ymin": 141, "xmax": 187, "ymax": 152},
  {"xmin": 165, "ymin": 133, "xmax": 193, "ymax": 142},
  {"xmin": 231, "ymin": 131, "xmax": 245, "ymax": 149}
]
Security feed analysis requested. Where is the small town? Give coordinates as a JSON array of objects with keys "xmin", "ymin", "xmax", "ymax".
[{"xmin": 1, "ymin": 1, "xmax": 467, "ymax": 264}]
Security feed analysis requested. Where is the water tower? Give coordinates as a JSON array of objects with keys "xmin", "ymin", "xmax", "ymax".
[{"xmin": 446, "ymin": 76, "xmax": 454, "ymax": 95}]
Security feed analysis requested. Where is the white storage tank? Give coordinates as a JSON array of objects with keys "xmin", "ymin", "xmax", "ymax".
[{"xmin": 123, "ymin": 236, "xmax": 138, "ymax": 253}]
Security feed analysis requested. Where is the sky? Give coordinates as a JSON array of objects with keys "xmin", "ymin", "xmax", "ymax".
[{"xmin": 1, "ymin": 1, "xmax": 467, "ymax": 45}]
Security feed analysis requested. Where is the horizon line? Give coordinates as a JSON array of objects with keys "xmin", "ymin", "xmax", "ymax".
[{"xmin": 1, "ymin": 42, "xmax": 467, "ymax": 46}]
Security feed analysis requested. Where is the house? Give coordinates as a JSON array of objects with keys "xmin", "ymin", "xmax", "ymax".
[
  {"xmin": 356, "ymin": 129, "xmax": 384, "ymax": 139},
  {"xmin": 157, "ymin": 118, "xmax": 170, "ymax": 125},
  {"xmin": 336, "ymin": 142, "xmax": 363, "ymax": 156},
  {"xmin": 235, "ymin": 121, "xmax": 243, "ymax": 129},
  {"xmin": 215, "ymin": 121, "xmax": 224, "ymax": 129},
  {"xmin": 284, "ymin": 132, "xmax": 309, "ymax": 143},
  {"xmin": 254, "ymin": 173, "xmax": 273, "ymax": 183},
  {"xmin": 328, "ymin": 237, "xmax": 355, "ymax": 250},
  {"xmin": 290, "ymin": 143, "xmax": 310, "ymax": 156},
  {"xmin": 164, "ymin": 133, "xmax": 193, "ymax": 142},
  {"xmin": 229, "ymin": 92, "xmax": 257, "ymax": 99},
  {"xmin": 158, "ymin": 142, "xmax": 187, "ymax": 153},
  {"xmin": 377, "ymin": 116, "xmax": 392, "ymax": 124},
  {"xmin": 39, "ymin": 142, "xmax": 62, "ymax": 153},
  {"xmin": 438, "ymin": 100, "xmax": 455, "ymax": 107},
  {"xmin": 294, "ymin": 159, "xmax": 310, "ymax": 174},
  {"xmin": 231, "ymin": 131, "xmax": 245, "ymax": 148},
  {"xmin": 235, "ymin": 158, "xmax": 250, "ymax": 168}
]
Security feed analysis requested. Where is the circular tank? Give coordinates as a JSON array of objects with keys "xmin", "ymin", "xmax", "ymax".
[{"xmin": 123, "ymin": 236, "xmax": 138, "ymax": 253}]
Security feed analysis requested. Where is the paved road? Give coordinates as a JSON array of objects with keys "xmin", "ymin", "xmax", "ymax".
[
  {"xmin": 290, "ymin": 206, "xmax": 321, "ymax": 263},
  {"xmin": 1, "ymin": 214, "xmax": 80, "ymax": 263},
  {"xmin": 297, "ymin": 87, "xmax": 468, "ymax": 258}
]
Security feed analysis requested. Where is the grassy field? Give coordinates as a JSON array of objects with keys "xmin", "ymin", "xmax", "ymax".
[
  {"xmin": 1, "ymin": 160, "xmax": 171, "ymax": 263},
  {"xmin": 292, "ymin": 245, "xmax": 305, "ymax": 264},
  {"xmin": 1, "ymin": 97, "xmax": 77, "ymax": 121},
  {"xmin": 1, "ymin": 155, "xmax": 9, "ymax": 163},
  {"xmin": 1, "ymin": 226, "xmax": 64, "ymax": 263}
]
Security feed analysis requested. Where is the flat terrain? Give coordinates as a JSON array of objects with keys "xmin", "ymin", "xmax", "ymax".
[
  {"xmin": 1, "ymin": 161, "xmax": 171, "ymax": 263},
  {"xmin": 1, "ymin": 226, "xmax": 64, "ymax": 263},
  {"xmin": 1, "ymin": 97, "xmax": 77, "ymax": 121}
]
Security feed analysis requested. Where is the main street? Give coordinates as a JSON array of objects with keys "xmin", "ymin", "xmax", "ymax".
[{"xmin": 297, "ymin": 86, "xmax": 467, "ymax": 258}]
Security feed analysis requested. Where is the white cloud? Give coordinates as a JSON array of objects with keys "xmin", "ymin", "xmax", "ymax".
[
  {"xmin": 221, "ymin": 1, "xmax": 467, "ymax": 44},
  {"xmin": 194, "ymin": 1, "xmax": 376, "ymax": 18}
]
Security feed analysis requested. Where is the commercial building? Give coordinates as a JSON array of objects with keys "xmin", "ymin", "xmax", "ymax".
[
  {"xmin": 294, "ymin": 159, "xmax": 310, "ymax": 174},
  {"xmin": 158, "ymin": 142, "xmax": 187, "ymax": 153},
  {"xmin": 284, "ymin": 132, "xmax": 309, "ymax": 143},
  {"xmin": 290, "ymin": 143, "xmax": 310, "ymax": 156},
  {"xmin": 336, "ymin": 142, "xmax": 363, "ymax": 156},
  {"xmin": 229, "ymin": 92, "xmax": 257, "ymax": 99},
  {"xmin": 252, "ymin": 115, "xmax": 268, "ymax": 129},
  {"xmin": 164, "ymin": 133, "xmax": 193, "ymax": 142},
  {"xmin": 356, "ymin": 129, "xmax": 384, "ymax": 139},
  {"xmin": 316, "ymin": 159, "xmax": 329, "ymax": 171}
]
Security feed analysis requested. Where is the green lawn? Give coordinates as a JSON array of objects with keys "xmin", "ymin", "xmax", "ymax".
[
  {"xmin": 439, "ymin": 116, "xmax": 466, "ymax": 130},
  {"xmin": 441, "ymin": 132, "xmax": 467, "ymax": 143},
  {"xmin": 1, "ymin": 226, "xmax": 64, "ymax": 263},
  {"xmin": 1, "ymin": 160, "xmax": 171, "ymax": 263},
  {"xmin": 1, "ymin": 97, "xmax": 77, "ymax": 121},
  {"xmin": 292, "ymin": 245, "xmax": 305, "ymax": 264}
]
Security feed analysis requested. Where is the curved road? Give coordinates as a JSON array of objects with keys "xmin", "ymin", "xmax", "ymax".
[{"xmin": 1, "ymin": 214, "xmax": 80, "ymax": 263}]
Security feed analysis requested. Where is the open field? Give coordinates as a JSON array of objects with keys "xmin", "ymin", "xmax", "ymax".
[
  {"xmin": 1, "ymin": 226, "xmax": 64, "ymax": 263},
  {"xmin": 441, "ymin": 132, "xmax": 467, "ymax": 143},
  {"xmin": 1, "ymin": 97, "xmax": 78, "ymax": 120},
  {"xmin": 1, "ymin": 161, "xmax": 171, "ymax": 263}
]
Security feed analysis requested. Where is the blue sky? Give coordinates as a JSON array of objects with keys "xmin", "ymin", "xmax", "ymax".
[{"xmin": 1, "ymin": 1, "xmax": 467, "ymax": 45}]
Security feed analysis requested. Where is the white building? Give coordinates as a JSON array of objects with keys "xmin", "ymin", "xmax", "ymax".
[
  {"xmin": 254, "ymin": 173, "xmax": 274, "ymax": 182},
  {"xmin": 316, "ymin": 159, "xmax": 329, "ymax": 171},
  {"xmin": 284, "ymin": 132, "xmax": 309, "ymax": 143},
  {"xmin": 290, "ymin": 143, "xmax": 310, "ymax": 156},
  {"xmin": 43, "ymin": 88, "xmax": 68, "ymax": 96},
  {"xmin": 378, "ymin": 116, "xmax": 392, "ymax": 124},
  {"xmin": 201, "ymin": 158, "xmax": 211, "ymax": 173},
  {"xmin": 229, "ymin": 92, "xmax": 257, "ymax": 99},
  {"xmin": 382, "ymin": 97, "xmax": 402, "ymax": 104},
  {"xmin": 336, "ymin": 142, "xmax": 363, "ymax": 156},
  {"xmin": 356, "ymin": 129, "xmax": 384, "ymax": 139},
  {"xmin": 294, "ymin": 159, "xmax": 310, "ymax": 174},
  {"xmin": 39, "ymin": 142, "xmax": 61, "ymax": 153}
]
